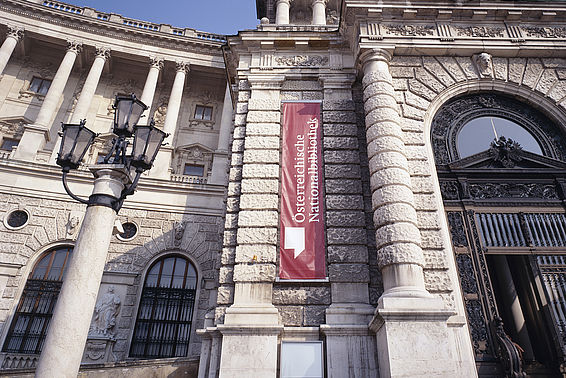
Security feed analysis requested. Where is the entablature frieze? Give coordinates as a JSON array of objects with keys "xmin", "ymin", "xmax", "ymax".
[{"xmin": 0, "ymin": 1, "xmax": 226, "ymax": 70}]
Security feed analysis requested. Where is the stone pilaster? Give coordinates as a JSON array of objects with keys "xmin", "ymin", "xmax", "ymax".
[
  {"xmin": 0, "ymin": 25, "xmax": 24, "ymax": 74},
  {"xmin": 360, "ymin": 48, "xmax": 456, "ymax": 377},
  {"xmin": 209, "ymin": 83, "xmax": 233, "ymax": 185},
  {"xmin": 319, "ymin": 74, "xmax": 378, "ymax": 377},
  {"xmin": 13, "ymin": 41, "xmax": 82, "ymax": 162},
  {"xmin": 217, "ymin": 75, "xmax": 284, "ymax": 378},
  {"xmin": 311, "ymin": 0, "xmax": 328, "ymax": 25},
  {"xmin": 139, "ymin": 56, "xmax": 164, "ymax": 125},
  {"xmin": 149, "ymin": 60, "xmax": 189, "ymax": 179},
  {"xmin": 275, "ymin": 0, "xmax": 293, "ymax": 25}
]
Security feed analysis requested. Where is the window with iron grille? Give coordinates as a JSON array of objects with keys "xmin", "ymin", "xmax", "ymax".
[
  {"xmin": 129, "ymin": 255, "xmax": 197, "ymax": 359},
  {"xmin": 2, "ymin": 246, "xmax": 72, "ymax": 354}
]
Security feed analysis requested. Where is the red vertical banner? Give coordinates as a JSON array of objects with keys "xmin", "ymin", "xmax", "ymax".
[{"xmin": 280, "ymin": 102, "xmax": 326, "ymax": 279}]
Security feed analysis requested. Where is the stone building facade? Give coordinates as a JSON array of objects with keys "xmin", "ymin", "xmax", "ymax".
[{"xmin": 0, "ymin": 0, "xmax": 566, "ymax": 377}]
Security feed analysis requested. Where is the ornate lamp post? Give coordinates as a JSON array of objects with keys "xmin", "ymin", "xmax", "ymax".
[{"xmin": 35, "ymin": 95, "xmax": 166, "ymax": 378}]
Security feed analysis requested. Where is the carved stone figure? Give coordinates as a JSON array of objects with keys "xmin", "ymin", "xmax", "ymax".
[
  {"xmin": 474, "ymin": 52, "xmax": 493, "ymax": 78},
  {"xmin": 90, "ymin": 286, "xmax": 121, "ymax": 337},
  {"xmin": 174, "ymin": 221, "xmax": 186, "ymax": 246},
  {"xmin": 153, "ymin": 103, "xmax": 168, "ymax": 127},
  {"xmin": 67, "ymin": 215, "xmax": 80, "ymax": 236}
]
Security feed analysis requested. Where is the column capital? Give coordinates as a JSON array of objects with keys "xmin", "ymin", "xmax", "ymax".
[
  {"xmin": 6, "ymin": 25, "xmax": 24, "ymax": 41},
  {"xmin": 277, "ymin": 0, "xmax": 293, "ymax": 5},
  {"xmin": 94, "ymin": 46, "xmax": 111, "ymax": 60},
  {"xmin": 358, "ymin": 48, "xmax": 393, "ymax": 66},
  {"xmin": 311, "ymin": 0, "xmax": 328, "ymax": 6},
  {"xmin": 66, "ymin": 40, "xmax": 83, "ymax": 55},
  {"xmin": 149, "ymin": 56, "xmax": 164, "ymax": 70},
  {"xmin": 175, "ymin": 60, "xmax": 190, "ymax": 74}
]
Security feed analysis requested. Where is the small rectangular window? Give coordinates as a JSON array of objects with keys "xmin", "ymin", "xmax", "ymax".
[
  {"xmin": 29, "ymin": 77, "xmax": 52, "ymax": 96},
  {"xmin": 194, "ymin": 105, "xmax": 213, "ymax": 121},
  {"xmin": 183, "ymin": 164, "xmax": 204, "ymax": 177},
  {"xmin": 0, "ymin": 138, "xmax": 19, "ymax": 151}
]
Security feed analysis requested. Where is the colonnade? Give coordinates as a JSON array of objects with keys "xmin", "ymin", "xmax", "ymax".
[
  {"xmin": 275, "ymin": 0, "xmax": 329, "ymax": 25},
  {"xmin": 0, "ymin": 27, "xmax": 231, "ymax": 181}
]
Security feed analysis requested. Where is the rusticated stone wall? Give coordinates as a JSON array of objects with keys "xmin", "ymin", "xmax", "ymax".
[
  {"xmin": 385, "ymin": 55, "xmax": 566, "ymax": 311},
  {"xmin": 0, "ymin": 193, "xmax": 223, "ymax": 361}
]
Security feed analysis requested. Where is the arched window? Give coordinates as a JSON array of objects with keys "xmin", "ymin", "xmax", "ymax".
[
  {"xmin": 2, "ymin": 246, "xmax": 72, "ymax": 354},
  {"xmin": 130, "ymin": 255, "xmax": 197, "ymax": 359}
]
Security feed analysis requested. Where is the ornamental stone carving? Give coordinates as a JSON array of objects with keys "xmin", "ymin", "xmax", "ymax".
[
  {"xmin": 66, "ymin": 40, "xmax": 83, "ymax": 54},
  {"xmin": 489, "ymin": 136, "xmax": 523, "ymax": 168},
  {"xmin": 175, "ymin": 61, "xmax": 190, "ymax": 73},
  {"xmin": 89, "ymin": 286, "xmax": 121, "ymax": 337},
  {"xmin": 149, "ymin": 56, "xmax": 164, "ymax": 70},
  {"xmin": 153, "ymin": 103, "xmax": 167, "ymax": 127},
  {"xmin": 384, "ymin": 24, "xmax": 435, "ymax": 36},
  {"xmin": 274, "ymin": 55, "xmax": 328, "ymax": 67},
  {"xmin": 95, "ymin": 46, "xmax": 111, "ymax": 60},
  {"xmin": 523, "ymin": 27, "xmax": 566, "ymax": 38},
  {"xmin": 456, "ymin": 26, "xmax": 504, "ymax": 38},
  {"xmin": 6, "ymin": 25, "xmax": 24, "ymax": 40},
  {"xmin": 473, "ymin": 52, "xmax": 493, "ymax": 78},
  {"xmin": 174, "ymin": 221, "xmax": 187, "ymax": 246}
]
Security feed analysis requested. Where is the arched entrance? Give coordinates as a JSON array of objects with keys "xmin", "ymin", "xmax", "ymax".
[{"xmin": 432, "ymin": 93, "xmax": 566, "ymax": 377}]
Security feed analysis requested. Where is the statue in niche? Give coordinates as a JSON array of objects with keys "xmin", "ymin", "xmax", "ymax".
[
  {"xmin": 90, "ymin": 286, "xmax": 121, "ymax": 337},
  {"xmin": 174, "ymin": 221, "xmax": 186, "ymax": 246},
  {"xmin": 153, "ymin": 103, "xmax": 168, "ymax": 127},
  {"xmin": 473, "ymin": 52, "xmax": 493, "ymax": 78}
]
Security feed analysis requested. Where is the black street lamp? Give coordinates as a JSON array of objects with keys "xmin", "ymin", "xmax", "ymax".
[
  {"xmin": 36, "ymin": 93, "xmax": 168, "ymax": 378},
  {"xmin": 56, "ymin": 94, "xmax": 167, "ymax": 211}
]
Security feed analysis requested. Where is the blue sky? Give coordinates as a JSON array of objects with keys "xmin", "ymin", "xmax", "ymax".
[{"xmin": 68, "ymin": 0, "xmax": 259, "ymax": 35}]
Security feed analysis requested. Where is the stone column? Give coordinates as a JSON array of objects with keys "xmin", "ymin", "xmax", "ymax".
[
  {"xmin": 70, "ymin": 47, "xmax": 110, "ymax": 123},
  {"xmin": 318, "ymin": 74, "xmax": 378, "ymax": 377},
  {"xmin": 360, "ymin": 48, "xmax": 456, "ymax": 376},
  {"xmin": 217, "ymin": 75, "xmax": 284, "ymax": 377},
  {"xmin": 49, "ymin": 46, "xmax": 110, "ymax": 163},
  {"xmin": 35, "ymin": 166, "xmax": 130, "ymax": 378},
  {"xmin": 311, "ymin": 0, "xmax": 327, "ymax": 25},
  {"xmin": 208, "ymin": 83, "xmax": 233, "ymax": 185},
  {"xmin": 139, "ymin": 56, "xmax": 163, "ymax": 125},
  {"xmin": 149, "ymin": 61, "xmax": 189, "ymax": 179},
  {"xmin": 13, "ymin": 41, "xmax": 82, "ymax": 162},
  {"xmin": 0, "ymin": 26, "xmax": 23, "ymax": 75},
  {"xmin": 275, "ymin": 0, "xmax": 292, "ymax": 25}
]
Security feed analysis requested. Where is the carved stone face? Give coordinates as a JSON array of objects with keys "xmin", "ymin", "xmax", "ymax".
[{"xmin": 477, "ymin": 53, "xmax": 492, "ymax": 70}]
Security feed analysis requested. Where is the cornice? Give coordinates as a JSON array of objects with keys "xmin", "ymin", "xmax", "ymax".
[{"xmin": 0, "ymin": 1, "xmax": 225, "ymax": 58}]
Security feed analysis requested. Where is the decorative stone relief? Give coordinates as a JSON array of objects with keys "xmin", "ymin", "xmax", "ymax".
[
  {"xmin": 455, "ymin": 26, "xmax": 504, "ymax": 38},
  {"xmin": 66, "ymin": 211, "xmax": 83, "ymax": 237},
  {"xmin": 6, "ymin": 25, "xmax": 24, "ymax": 40},
  {"xmin": 0, "ymin": 117, "xmax": 27, "ymax": 138},
  {"xmin": 274, "ymin": 55, "xmax": 329, "ymax": 67},
  {"xmin": 152, "ymin": 102, "xmax": 167, "ymax": 127},
  {"xmin": 523, "ymin": 27, "xmax": 566, "ymax": 38},
  {"xmin": 66, "ymin": 40, "xmax": 83, "ymax": 54},
  {"xmin": 384, "ymin": 24, "xmax": 435, "ymax": 36},
  {"xmin": 473, "ymin": 52, "xmax": 493, "ymax": 78},
  {"xmin": 468, "ymin": 183, "xmax": 557, "ymax": 199},
  {"xmin": 89, "ymin": 286, "xmax": 121, "ymax": 337},
  {"xmin": 173, "ymin": 144, "xmax": 213, "ymax": 177},
  {"xmin": 447, "ymin": 212, "xmax": 468, "ymax": 247},
  {"xmin": 174, "ymin": 221, "xmax": 187, "ymax": 246}
]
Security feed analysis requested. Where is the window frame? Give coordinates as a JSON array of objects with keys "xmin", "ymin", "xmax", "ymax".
[
  {"xmin": 1, "ymin": 246, "xmax": 73, "ymax": 355},
  {"xmin": 129, "ymin": 254, "xmax": 199, "ymax": 359}
]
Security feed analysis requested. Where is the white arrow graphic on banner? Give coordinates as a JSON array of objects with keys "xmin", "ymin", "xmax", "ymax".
[{"xmin": 285, "ymin": 227, "xmax": 305, "ymax": 258}]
